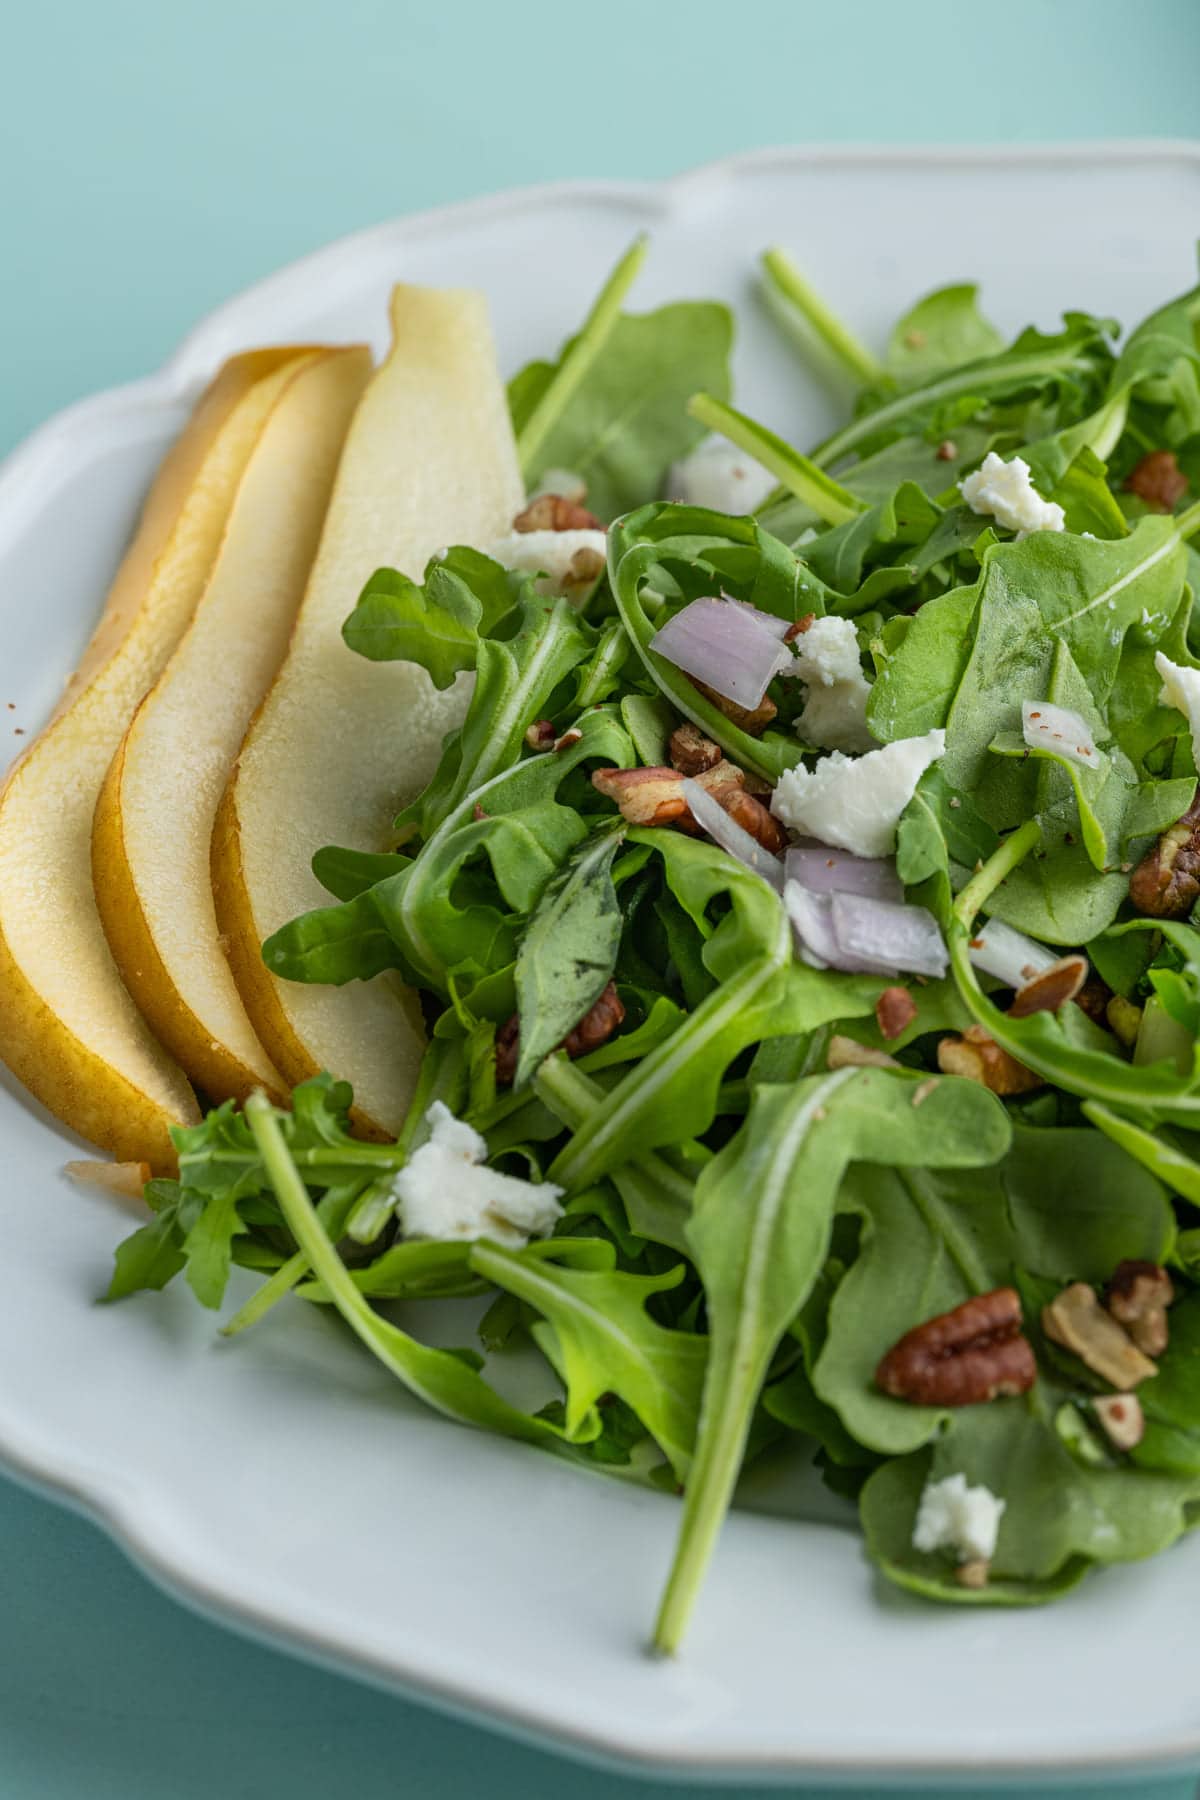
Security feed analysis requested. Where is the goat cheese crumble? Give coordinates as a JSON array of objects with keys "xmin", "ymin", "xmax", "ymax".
[
  {"xmin": 770, "ymin": 729, "xmax": 946, "ymax": 859},
  {"xmin": 960, "ymin": 452, "xmax": 1065, "ymax": 538},
  {"xmin": 487, "ymin": 529, "xmax": 608, "ymax": 600},
  {"xmin": 667, "ymin": 437, "xmax": 777, "ymax": 515},
  {"xmin": 912, "ymin": 1472, "xmax": 1006, "ymax": 1564},
  {"xmin": 392, "ymin": 1102, "xmax": 564, "ymax": 1249},
  {"xmin": 786, "ymin": 616, "xmax": 875, "ymax": 753},
  {"xmin": 1155, "ymin": 651, "xmax": 1200, "ymax": 770}
]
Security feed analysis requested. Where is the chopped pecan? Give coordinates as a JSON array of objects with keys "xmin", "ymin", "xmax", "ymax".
[
  {"xmin": 1123, "ymin": 449, "xmax": 1189, "ymax": 513},
  {"xmin": 1129, "ymin": 790, "xmax": 1200, "ymax": 918},
  {"xmin": 495, "ymin": 981, "xmax": 625, "ymax": 1086},
  {"xmin": 1106, "ymin": 1259, "xmax": 1174, "ymax": 1357},
  {"xmin": 512, "ymin": 494, "xmax": 603, "ymax": 533},
  {"xmin": 1093, "ymin": 1392, "xmax": 1145, "ymax": 1452},
  {"xmin": 875, "ymin": 986, "xmax": 917, "ymax": 1041},
  {"xmin": 936, "ymin": 1025, "xmax": 1043, "ymax": 1096},
  {"xmin": 954, "ymin": 1558, "xmax": 990, "ymax": 1589},
  {"xmin": 1074, "ymin": 974, "xmax": 1112, "ymax": 1026},
  {"xmin": 591, "ymin": 765, "xmax": 691, "ymax": 827},
  {"xmin": 669, "ymin": 721, "xmax": 722, "ymax": 776},
  {"xmin": 1106, "ymin": 994, "xmax": 1142, "ymax": 1048},
  {"xmin": 1008, "ymin": 954, "xmax": 1089, "ymax": 1018},
  {"xmin": 1042, "ymin": 1283, "xmax": 1158, "ymax": 1389},
  {"xmin": 875, "ymin": 1287, "xmax": 1037, "ymax": 1406},
  {"xmin": 553, "ymin": 726, "xmax": 582, "ymax": 752},
  {"xmin": 562, "ymin": 545, "xmax": 606, "ymax": 603},
  {"xmin": 826, "ymin": 1035, "xmax": 900, "ymax": 1071},
  {"xmin": 936, "ymin": 439, "xmax": 959, "ymax": 462},
  {"xmin": 525, "ymin": 719, "xmax": 556, "ymax": 750},
  {"xmin": 689, "ymin": 675, "xmax": 777, "ymax": 736},
  {"xmin": 783, "ymin": 613, "xmax": 816, "ymax": 644},
  {"xmin": 715, "ymin": 783, "xmax": 788, "ymax": 854}
]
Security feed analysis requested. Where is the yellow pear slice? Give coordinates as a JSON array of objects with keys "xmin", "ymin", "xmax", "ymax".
[
  {"xmin": 0, "ymin": 348, "xmax": 313, "ymax": 1171},
  {"xmin": 214, "ymin": 286, "xmax": 523, "ymax": 1138},
  {"xmin": 93, "ymin": 346, "xmax": 373, "ymax": 1108}
]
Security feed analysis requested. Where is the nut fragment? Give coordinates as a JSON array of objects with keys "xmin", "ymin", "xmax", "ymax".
[
  {"xmin": 1093, "ymin": 1392, "xmax": 1146, "ymax": 1452},
  {"xmin": 954, "ymin": 1558, "xmax": 990, "ymax": 1589},
  {"xmin": 1105, "ymin": 994, "xmax": 1143, "ymax": 1049},
  {"xmin": 1008, "ymin": 954, "xmax": 1089, "ymax": 1018},
  {"xmin": 495, "ymin": 981, "xmax": 626, "ymax": 1086},
  {"xmin": 1123, "ymin": 449, "xmax": 1189, "ymax": 513},
  {"xmin": 1106, "ymin": 1259, "xmax": 1174, "ymax": 1357},
  {"xmin": 563, "ymin": 546, "xmax": 606, "ymax": 603},
  {"xmin": 525, "ymin": 719, "xmax": 556, "ymax": 751},
  {"xmin": 716, "ymin": 783, "xmax": 789, "ymax": 854},
  {"xmin": 935, "ymin": 439, "xmax": 959, "ymax": 462},
  {"xmin": 936, "ymin": 1025, "xmax": 1043, "ymax": 1096},
  {"xmin": 875, "ymin": 1287, "xmax": 1037, "ymax": 1406},
  {"xmin": 689, "ymin": 675, "xmax": 777, "ymax": 736},
  {"xmin": 826, "ymin": 1035, "xmax": 900, "ymax": 1071},
  {"xmin": 591, "ymin": 765, "xmax": 691, "ymax": 827},
  {"xmin": 1129, "ymin": 790, "xmax": 1200, "ymax": 918},
  {"xmin": 669, "ymin": 721, "xmax": 722, "ymax": 776},
  {"xmin": 875, "ymin": 986, "xmax": 917, "ymax": 1041},
  {"xmin": 783, "ymin": 613, "xmax": 816, "ymax": 643},
  {"xmin": 1042, "ymin": 1282, "xmax": 1159, "ymax": 1389},
  {"xmin": 512, "ymin": 494, "xmax": 603, "ymax": 533},
  {"xmin": 553, "ymin": 726, "xmax": 582, "ymax": 753},
  {"xmin": 1074, "ymin": 974, "xmax": 1112, "ymax": 1026}
]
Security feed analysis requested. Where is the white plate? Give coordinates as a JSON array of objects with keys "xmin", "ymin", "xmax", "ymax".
[{"xmin": 3, "ymin": 142, "xmax": 1200, "ymax": 1789}]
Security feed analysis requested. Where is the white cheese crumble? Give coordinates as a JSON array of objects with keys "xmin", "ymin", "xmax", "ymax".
[
  {"xmin": 770, "ymin": 729, "xmax": 946, "ymax": 860},
  {"xmin": 960, "ymin": 452, "xmax": 1065, "ymax": 538},
  {"xmin": 1021, "ymin": 700, "xmax": 1099, "ymax": 769},
  {"xmin": 912, "ymin": 1472, "xmax": 1006, "ymax": 1564},
  {"xmin": 1155, "ymin": 651, "xmax": 1200, "ymax": 770},
  {"xmin": 786, "ymin": 616, "xmax": 875, "ymax": 754},
  {"xmin": 667, "ymin": 437, "xmax": 777, "ymax": 515},
  {"xmin": 392, "ymin": 1102, "xmax": 564, "ymax": 1250},
  {"xmin": 487, "ymin": 529, "xmax": 608, "ymax": 600}
]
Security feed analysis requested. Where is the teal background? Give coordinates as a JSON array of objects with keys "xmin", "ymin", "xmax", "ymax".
[{"xmin": 3, "ymin": 0, "xmax": 1200, "ymax": 1793}]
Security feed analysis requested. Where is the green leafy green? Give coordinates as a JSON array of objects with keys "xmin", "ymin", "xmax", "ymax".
[{"xmin": 514, "ymin": 826, "xmax": 625, "ymax": 1086}]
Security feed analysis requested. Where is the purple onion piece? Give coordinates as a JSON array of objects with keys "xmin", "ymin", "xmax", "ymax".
[
  {"xmin": 785, "ymin": 842, "xmax": 904, "ymax": 902},
  {"xmin": 830, "ymin": 892, "xmax": 949, "ymax": 979},
  {"xmin": 649, "ymin": 596, "xmax": 791, "ymax": 707},
  {"xmin": 729, "ymin": 598, "xmax": 793, "ymax": 641},
  {"xmin": 784, "ymin": 883, "xmax": 894, "ymax": 973},
  {"xmin": 681, "ymin": 779, "xmax": 784, "ymax": 892}
]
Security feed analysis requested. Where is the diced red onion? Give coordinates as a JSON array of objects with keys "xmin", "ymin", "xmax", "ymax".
[
  {"xmin": 968, "ymin": 917, "xmax": 1058, "ymax": 988},
  {"xmin": 785, "ymin": 841, "xmax": 903, "ymax": 902},
  {"xmin": 784, "ymin": 882, "xmax": 896, "ymax": 974},
  {"xmin": 650, "ymin": 596, "xmax": 791, "ymax": 707},
  {"xmin": 729, "ymin": 598, "xmax": 792, "ymax": 641},
  {"xmin": 1021, "ymin": 700, "xmax": 1099, "ymax": 770},
  {"xmin": 831, "ymin": 892, "xmax": 949, "ymax": 979},
  {"xmin": 681, "ymin": 778, "xmax": 784, "ymax": 892}
]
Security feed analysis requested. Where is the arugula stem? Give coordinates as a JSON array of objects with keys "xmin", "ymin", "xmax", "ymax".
[
  {"xmin": 221, "ymin": 1250, "xmax": 306, "ymax": 1338},
  {"xmin": 952, "ymin": 819, "xmax": 1043, "ymax": 929},
  {"xmin": 809, "ymin": 346, "xmax": 1096, "ymax": 470},
  {"xmin": 760, "ymin": 249, "xmax": 882, "ymax": 387},
  {"xmin": 687, "ymin": 393, "xmax": 866, "ymax": 526},
  {"xmin": 516, "ymin": 235, "xmax": 648, "ymax": 478}
]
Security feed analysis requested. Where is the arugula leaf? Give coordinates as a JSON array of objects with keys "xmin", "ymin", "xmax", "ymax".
[
  {"xmin": 510, "ymin": 240, "xmax": 733, "ymax": 518},
  {"xmin": 105, "ymin": 1180, "xmax": 195, "ymax": 1301},
  {"xmin": 652, "ymin": 1068, "xmax": 1010, "ymax": 1651},
  {"xmin": 470, "ymin": 1243, "xmax": 707, "ymax": 1480},
  {"xmin": 885, "ymin": 284, "xmax": 1005, "ymax": 384},
  {"xmin": 343, "ymin": 548, "xmax": 525, "ymax": 686},
  {"xmin": 515, "ymin": 826, "xmax": 625, "ymax": 1086}
]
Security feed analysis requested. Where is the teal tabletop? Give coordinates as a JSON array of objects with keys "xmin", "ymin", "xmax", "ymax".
[{"xmin": 4, "ymin": 2, "xmax": 1200, "ymax": 1795}]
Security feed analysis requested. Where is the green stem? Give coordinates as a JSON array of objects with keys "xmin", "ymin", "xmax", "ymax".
[
  {"xmin": 516, "ymin": 235, "xmax": 647, "ymax": 477},
  {"xmin": 220, "ymin": 1250, "xmax": 306, "ymax": 1338},
  {"xmin": 687, "ymin": 393, "xmax": 866, "ymax": 526},
  {"xmin": 952, "ymin": 820, "xmax": 1043, "ymax": 930},
  {"xmin": 760, "ymin": 248, "xmax": 882, "ymax": 387},
  {"xmin": 810, "ymin": 346, "xmax": 1096, "ymax": 470}
]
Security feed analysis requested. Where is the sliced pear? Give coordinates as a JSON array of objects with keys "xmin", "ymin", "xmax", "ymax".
[
  {"xmin": 0, "ymin": 348, "xmax": 313, "ymax": 1171},
  {"xmin": 214, "ymin": 286, "xmax": 523, "ymax": 1138},
  {"xmin": 93, "ymin": 346, "xmax": 373, "ymax": 1108}
]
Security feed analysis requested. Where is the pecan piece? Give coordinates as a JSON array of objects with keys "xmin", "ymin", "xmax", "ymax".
[
  {"xmin": 1008, "ymin": 954, "xmax": 1089, "ymax": 1018},
  {"xmin": 783, "ymin": 613, "xmax": 816, "ymax": 643},
  {"xmin": 525, "ymin": 719, "xmax": 555, "ymax": 751},
  {"xmin": 936, "ymin": 1025, "xmax": 1043, "ymax": 1095},
  {"xmin": 875, "ymin": 986, "xmax": 917, "ymax": 1041},
  {"xmin": 1106, "ymin": 1259, "xmax": 1174, "ymax": 1357},
  {"xmin": 512, "ymin": 493, "xmax": 603, "ymax": 533},
  {"xmin": 689, "ymin": 675, "xmax": 777, "ymax": 736},
  {"xmin": 1093, "ymin": 1392, "xmax": 1145, "ymax": 1452},
  {"xmin": 562, "ymin": 545, "xmax": 606, "ymax": 604},
  {"xmin": 669, "ymin": 721, "xmax": 722, "ymax": 776},
  {"xmin": 495, "ymin": 981, "xmax": 625, "ymax": 1086},
  {"xmin": 1123, "ymin": 449, "xmax": 1189, "ymax": 513},
  {"xmin": 715, "ymin": 783, "xmax": 788, "ymax": 854},
  {"xmin": 875, "ymin": 1288, "xmax": 1037, "ymax": 1406},
  {"xmin": 1074, "ymin": 974, "xmax": 1112, "ymax": 1026},
  {"xmin": 1042, "ymin": 1283, "xmax": 1159, "ymax": 1388},
  {"xmin": 826, "ymin": 1035, "xmax": 900, "ymax": 1071},
  {"xmin": 935, "ymin": 439, "xmax": 959, "ymax": 462},
  {"xmin": 592, "ymin": 765, "xmax": 691, "ymax": 827},
  {"xmin": 1129, "ymin": 790, "xmax": 1200, "ymax": 918}
]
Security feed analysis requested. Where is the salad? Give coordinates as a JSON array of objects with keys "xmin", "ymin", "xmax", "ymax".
[{"xmin": 104, "ymin": 239, "xmax": 1200, "ymax": 1651}]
